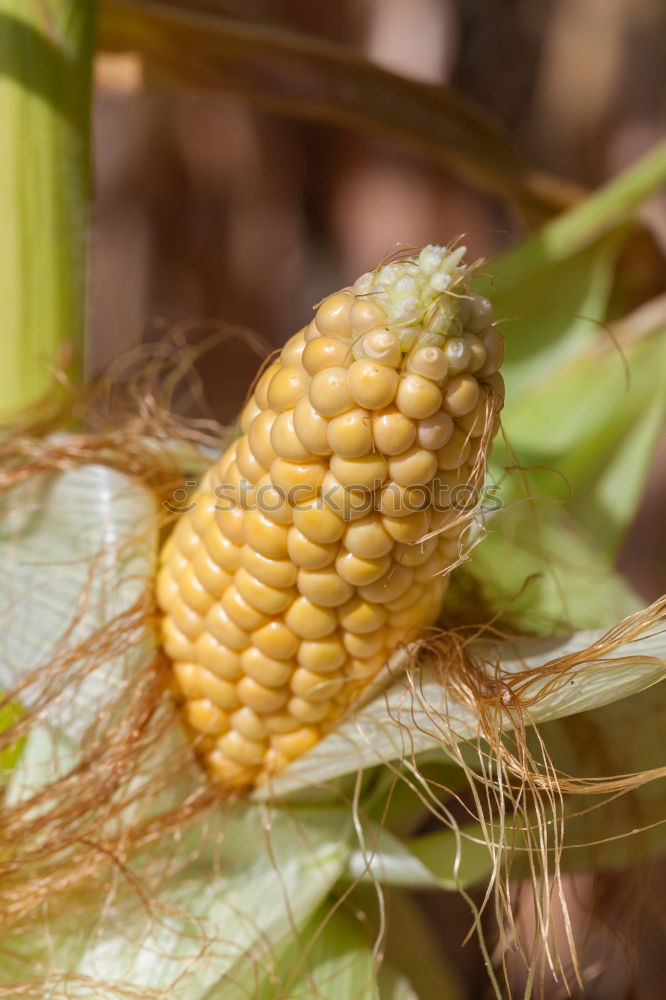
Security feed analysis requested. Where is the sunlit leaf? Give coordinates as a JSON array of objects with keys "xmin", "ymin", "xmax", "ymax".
[{"xmin": 495, "ymin": 301, "xmax": 666, "ymax": 556}]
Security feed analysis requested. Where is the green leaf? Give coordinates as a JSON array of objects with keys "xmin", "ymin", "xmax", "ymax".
[
  {"xmin": 372, "ymin": 890, "xmax": 467, "ymax": 1000},
  {"xmin": 214, "ymin": 904, "xmax": 379, "ymax": 1000},
  {"xmin": 0, "ymin": 0, "xmax": 97, "ymax": 413},
  {"xmin": 486, "ymin": 230, "xmax": 622, "ymax": 403},
  {"xmin": 494, "ymin": 301, "xmax": 666, "ymax": 556},
  {"xmin": 0, "ymin": 697, "xmax": 24, "ymax": 777},
  {"xmin": 340, "ymin": 821, "xmax": 493, "ymax": 892},
  {"xmin": 446, "ymin": 503, "xmax": 641, "ymax": 634},
  {"xmin": 490, "ymin": 140, "xmax": 666, "ymax": 277}
]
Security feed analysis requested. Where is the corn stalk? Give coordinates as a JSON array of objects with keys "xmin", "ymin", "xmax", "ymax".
[{"xmin": 0, "ymin": 0, "xmax": 96, "ymax": 415}]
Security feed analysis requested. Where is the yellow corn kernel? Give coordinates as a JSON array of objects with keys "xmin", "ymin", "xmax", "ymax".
[
  {"xmin": 347, "ymin": 359, "xmax": 399, "ymax": 410},
  {"xmin": 240, "ymin": 646, "xmax": 293, "ymax": 687},
  {"xmin": 297, "ymin": 567, "xmax": 354, "ymax": 607},
  {"xmin": 388, "ymin": 446, "xmax": 438, "ymax": 487},
  {"xmin": 292, "ymin": 398, "xmax": 332, "ymax": 455},
  {"xmin": 290, "ymin": 667, "xmax": 343, "ymax": 701},
  {"xmin": 158, "ymin": 244, "xmax": 503, "ymax": 791},
  {"xmin": 285, "ymin": 597, "xmax": 337, "ymax": 639},
  {"xmin": 292, "ymin": 500, "xmax": 345, "ymax": 544},
  {"xmin": 248, "ymin": 410, "xmax": 278, "ymax": 469},
  {"xmin": 443, "ymin": 374, "xmax": 480, "ymax": 417},
  {"xmin": 186, "ymin": 698, "xmax": 230, "ymax": 735},
  {"xmin": 302, "ymin": 336, "xmax": 351, "ymax": 374},
  {"xmin": 335, "ymin": 550, "xmax": 391, "ymax": 587},
  {"xmin": 349, "ymin": 298, "xmax": 386, "ymax": 333},
  {"xmin": 315, "ymin": 290, "xmax": 353, "ymax": 338},
  {"xmin": 343, "ymin": 515, "xmax": 393, "ymax": 559},
  {"xmin": 329, "ymin": 452, "xmax": 387, "ymax": 491},
  {"xmin": 280, "ymin": 329, "xmax": 306, "ymax": 367},
  {"xmin": 243, "ymin": 509, "xmax": 289, "ymax": 559},
  {"xmin": 229, "ymin": 706, "xmax": 267, "ymax": 741},
  {"xmin": 396, "ymin": 373, "xmax": 442, "ymax": 419},
  {"xmin": 234, "ymin": 567, "xmax": 295, "ymax": 615},
  {"xmin": 358, "ymin": 564, "xmax": 412, "ymax": 603},
  {"xmin": 358, "ymin": 329, "xmax": 402, "ymax": 368},
  {"xmin": 266, "ymin": 365, "xmax": 310, "ymax": 411},
  {"xmin": 250, "ymin": 620, "xmax": 299, "ymax": 660},
  {"xmin": 271, "ymin": 725, "xmax": 319, "ymax": 759},
  {"xmin": 217, "ymin": 729, "xmax": 266, "ymax": 765},
  {"xmin": 309, "ymin": 367, "xmax": 354, "ymax": 417},
  {"xmin": 287, "ymin": 525, "xmax": 337, "ymax": 569},
  {"xmin": 270, "ymin": 410, "xmax": 312, "ymax": 462},
  {"xmin": 372, "ymin": 407, "xmax": 416, "ymax": 455},
  {"xmin": 326, "ymin": 408, "xmax": 372, "ymax": 458},
  {"xmin": 417, "ymin": 411, "xmax": 454, "ymax": 450},
  {"xmin": 297, "ymin": 636, "xmax": 347, "ymax": 672},
  {"xmin": 240, "ymin": 544, "xmax": 298, "ymax": 589},
  {"xmin": 237, "ymin": 676, "xmax": 288, "ymax": 714}
]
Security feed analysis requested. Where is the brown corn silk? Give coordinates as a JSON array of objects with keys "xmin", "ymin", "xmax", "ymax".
[{"xmin": 156, "ymin": 246, "xmax": 505, "ymax": 790}]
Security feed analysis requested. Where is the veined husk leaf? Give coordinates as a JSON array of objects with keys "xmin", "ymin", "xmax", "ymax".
[
  {"xmin": 260, "ymin": 617, "xmax": 666, "ymax": 799},
  {"xmin": 390, "ymin": 674, "xmax": 666, "ymax": 881},
  {"xmin": 1, "ymin": 464, "xmax": 157, "ymax": 799},
  {"xmin": 0, "ymin": 464, "xmax": 353, "ymax": 995},
  {"xmin": 71, "ymin": 805, "xmax": 351, "ymax": 998}
]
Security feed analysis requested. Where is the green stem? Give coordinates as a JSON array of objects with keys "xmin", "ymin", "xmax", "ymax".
[{"xmin": 0, "ymin": 0, "xmax": 97, "ymax": 415}]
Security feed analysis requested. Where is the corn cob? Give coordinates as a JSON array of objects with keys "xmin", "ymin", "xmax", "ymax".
[{"xmin": 157, "ymin": 245, "xmax": 504, "ymax": 791}]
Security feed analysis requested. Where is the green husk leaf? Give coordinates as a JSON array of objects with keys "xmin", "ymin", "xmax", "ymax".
[
  {"xmin": 371, "ymin": 889, "xmax": 467, "ymax": 1000},
  {"xmin": 0, "ymin": 0, "xmax": 96, "ymax": 414}
]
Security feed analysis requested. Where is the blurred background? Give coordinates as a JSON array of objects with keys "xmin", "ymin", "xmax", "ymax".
[{"xmin": 91, "ymin": 3, "xmax": 665, "ymax": 995}]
